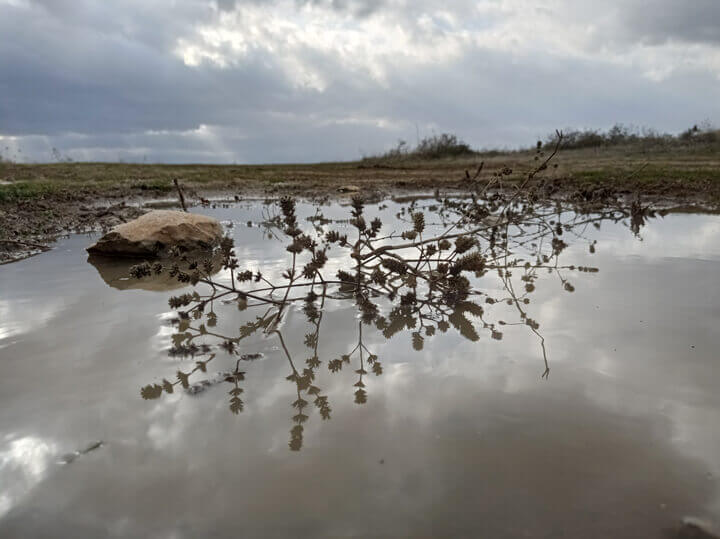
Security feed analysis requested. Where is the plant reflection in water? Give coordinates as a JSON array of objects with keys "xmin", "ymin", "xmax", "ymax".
[{"xmin": 133, "ymin": 136, "xmax": 654, "ymax": 450}]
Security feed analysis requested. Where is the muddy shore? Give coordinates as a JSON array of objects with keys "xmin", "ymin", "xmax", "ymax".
[{"xmin": 2, "ymin": 154, "xmax": 720, "ymax": 264}]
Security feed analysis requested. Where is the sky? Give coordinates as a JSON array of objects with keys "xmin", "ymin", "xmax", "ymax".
[{"xmin": 1, "ymin": 0, "xmax": 719, "ymax": 164}]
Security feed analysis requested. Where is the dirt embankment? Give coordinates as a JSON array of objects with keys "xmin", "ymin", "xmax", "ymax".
[{"xmin": 0, "ymin": 196, "xmax": 147, "ymax": 264}]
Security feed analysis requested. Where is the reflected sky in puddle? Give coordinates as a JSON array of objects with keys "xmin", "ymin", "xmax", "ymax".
[{"xmin": 0, "ymin": 198, "xmax": 719, "ymax": 537}]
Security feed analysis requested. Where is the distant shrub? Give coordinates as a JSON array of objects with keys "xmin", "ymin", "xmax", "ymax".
[
  {"xmin": 544, "ymin": 123, "xmax": 719, "ymax": 151},
  {"xmin": 679, "ymin": 124, "xmax": 719, "ymax": 144},
  {"xmin": 414, "ymin": 133, "xmax": 474, "ymax": 159},
  {"xmin": 365, "ymin": 133, "xmax": 476, "ymax": 162}
]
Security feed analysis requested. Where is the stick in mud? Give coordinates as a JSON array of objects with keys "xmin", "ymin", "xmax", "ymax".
[{"xmin": 173, "ymin": 178, "xmax": 188, "ymax": 212}]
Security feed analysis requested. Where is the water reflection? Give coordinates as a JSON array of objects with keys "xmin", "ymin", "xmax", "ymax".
[
  {"xmin": 132, "ymin": 195, "xmax": 638, "ymax": 451},
  {"xmin": 87, "ymin": 254, "xmax": 222, "ymax": 291},
  {"xmin": 1, "ymin": 197, "xmax": 720, "ymax": 537},
  {"xmin": 0, "ymin": 436, "xmax": 57, "ymax": 519}
]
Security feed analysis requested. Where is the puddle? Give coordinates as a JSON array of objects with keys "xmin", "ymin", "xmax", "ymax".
[{"xmin": 1, "ymin": 196, "xmax": 719, "ymax": 537}]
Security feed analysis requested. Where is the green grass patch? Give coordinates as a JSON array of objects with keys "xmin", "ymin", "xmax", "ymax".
[
  {"xmin": 572, "ymin": 166, "xmax": 720, "ymax": 184},
  {"xmin": 0, "ymin": 181, "xmax": 58, "ymax": 202}
]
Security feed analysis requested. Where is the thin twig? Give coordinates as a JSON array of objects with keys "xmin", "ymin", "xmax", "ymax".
[
  {"xmin": 623, "ymin": 162, "xmax": 649, "ymax": 182},
  {"xmin": 173, "ymin": 178, "xmax": 188, "ymax": 212}
]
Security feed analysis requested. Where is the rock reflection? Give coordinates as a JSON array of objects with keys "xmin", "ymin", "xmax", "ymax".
[
  {"xmin": 126, "ymin": 179, "xmax": 653, "ymax": 450},
  {"xmin": 87, "ymin": 253, "xmax": 221, "ymax": 292}
]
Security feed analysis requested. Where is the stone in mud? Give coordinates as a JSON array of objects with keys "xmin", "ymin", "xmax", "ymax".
[
  {"xmin": 86, "ymin": 210, "xmax": 223, "ymax": 257},
  {"xmin": 675, "ymin": 517, "xmax": 720, "ymax": 539}
]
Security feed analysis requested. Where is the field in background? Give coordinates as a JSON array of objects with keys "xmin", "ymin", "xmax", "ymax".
[
  {"xmin": 2, "ymin": 137, "xmax": 720, "ymax": 263},
  {"xmin": 2, "ymin": 141, "xmax": 720, "ymax": 203}
]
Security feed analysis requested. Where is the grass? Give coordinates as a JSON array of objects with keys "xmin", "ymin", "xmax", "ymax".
[
  {"xmin": 571, "ymin": 165, "xmax": 720, "ymax": 184},
  {"xmin": 0, "ymin": 181, "xmax": 57, "ymax": 203},
  {"xmin": 2, "ymin": 141, "xmax": 719, "ymax": 263},
  {"xmin": 2, "ymin": 141, "xmax": 720, "ymax": 204}
]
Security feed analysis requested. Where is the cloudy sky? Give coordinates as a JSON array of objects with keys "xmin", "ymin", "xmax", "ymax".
[{"xmin": 1, "ymin": 0, "xmax": 719, "ymax": 164}]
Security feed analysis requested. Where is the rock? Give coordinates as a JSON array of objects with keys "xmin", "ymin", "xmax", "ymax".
[
  {"xmin": 86, "ymin": 210, "xmax": 223, "ymax": 257},
  {"xmin": 337, "ymin": 185, "xmax": 360, "ymax": 193},
  {"xmin": 676, "ymin": 517, "xmax": 720, "ymax": 539}
]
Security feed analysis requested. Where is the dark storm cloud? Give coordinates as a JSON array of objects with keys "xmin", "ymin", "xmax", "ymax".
[
  {"xmin": 1, "ymin": 0, "xmax": 719, "ymax": 163},
  {"xmin": 218, "ymin": 0, "xmax": 386, "ymax": 16},
  {"xmin": 622, "ymin": 0, "xmax": 720, "ymax": 46},
  {"xmin": 294, "ymin": 0, "xmax": 386, "ymax": 16}
]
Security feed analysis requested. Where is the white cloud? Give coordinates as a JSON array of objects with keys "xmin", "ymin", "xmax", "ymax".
[
  {"xmin": 0, "ymin": 435, "xmax": 58, "ymax": 518},
  {"xmin": 175, "ymin": 1, "xmax": 471, "ymax": 89}
]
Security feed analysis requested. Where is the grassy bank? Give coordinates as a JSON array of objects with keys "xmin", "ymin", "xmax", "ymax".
[
  {"xmin": 2, "ymin": 143, "xmax": 720, "ymax": 203},
  {"xmin": 2, "ymin": 141, "xmax": 720, "ymax": 263}
]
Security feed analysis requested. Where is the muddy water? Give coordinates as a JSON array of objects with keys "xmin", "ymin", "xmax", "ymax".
[{"xmin": 1, "ymin": 199, "xmax": 719, "ymax": 538}]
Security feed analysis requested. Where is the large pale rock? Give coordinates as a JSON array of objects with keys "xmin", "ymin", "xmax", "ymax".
[{"xmin": 86, "ymin": 210, "xmax": 223, "ymax": 257}]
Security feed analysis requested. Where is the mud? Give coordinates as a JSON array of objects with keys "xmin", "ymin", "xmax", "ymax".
[{"xmin": 2, "ymin": 169, "xmax": 719, "ymax": 264}]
